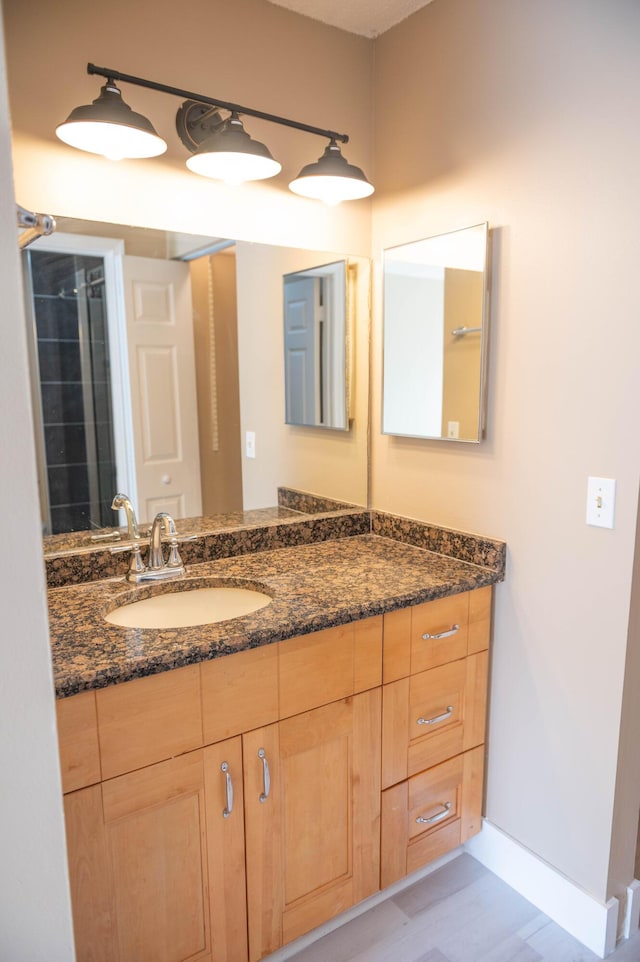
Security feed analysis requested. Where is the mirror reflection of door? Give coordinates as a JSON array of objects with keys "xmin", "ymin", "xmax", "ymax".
[
  {"xmin": 283, "ymin": 275, "xmax": 320, "ymax": 425},
  {"xmin": 283, "ymin": 260, "xmax": 348, "ymax": 431},
  {"xmin": 122, "ymin": 255, "xmax": 202, "ymax": 524},
  {"xmin": 23, "ymin": 239, "xmax": 208, "ymax": 534}
]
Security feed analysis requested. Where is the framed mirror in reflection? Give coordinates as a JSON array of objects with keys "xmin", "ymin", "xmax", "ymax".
[
  {"xmin": 283, "ymin": 260, "xmax": 349, "ymax": 431},
  {"xmin": 382, "ymin": 223, "xmax": 490, "ymax": 443},
  {"xmin": 22, "ymin": 218, "xmax": 370, "ymax": 539}
]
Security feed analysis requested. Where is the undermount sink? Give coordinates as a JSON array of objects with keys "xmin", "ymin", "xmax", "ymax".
[{"xmin": 104, "ymin": 584, "xmax": 272, "ymax": 629}]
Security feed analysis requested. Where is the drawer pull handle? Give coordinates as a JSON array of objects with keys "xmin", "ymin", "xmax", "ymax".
[
  {"xmin": 258, "ymin": 748, "xmax": 270, "ymax": 803},
  {"xmin": 422, "ymin": 624, "xmax": 459, "ymax": 641},
  {"xmin": 416, "ymin": 802, "xmax": 452, "ymax": 826},
  {"xmin": 417, "ymin": 706, "xmax": 454, "ymax": 727},
  {"xmin": 221, "ymin": 761, "xmax": 233, "ymax": 818}
]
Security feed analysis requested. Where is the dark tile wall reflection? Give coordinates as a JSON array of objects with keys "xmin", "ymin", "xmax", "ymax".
[{"xmin": 29, "ymin": 250, "xmax": 118, "ymax": 534}]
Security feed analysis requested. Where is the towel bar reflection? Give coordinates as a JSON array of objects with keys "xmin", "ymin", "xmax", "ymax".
[{"xmin": 451, "ymin": 326, "xmax": 482, "ymax": 337}]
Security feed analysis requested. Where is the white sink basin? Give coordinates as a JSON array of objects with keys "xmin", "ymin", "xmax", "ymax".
[{"xmin": 104, "ymin": 585, "xmax": 272, "ymax": 629}]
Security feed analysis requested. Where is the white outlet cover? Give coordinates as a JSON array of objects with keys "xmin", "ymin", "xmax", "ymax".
[{"xmin": 586, "ymin": 476, "xmax": 616, "ymax": 529}]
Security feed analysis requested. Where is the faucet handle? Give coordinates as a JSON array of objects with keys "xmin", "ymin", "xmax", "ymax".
[
  {"xmin": 166, "ymin": 536, "xmax": 183, "ymax": 569},
  {"xmin": 127, "ymin": 543, "xmax": 146, "ymax": 579}
]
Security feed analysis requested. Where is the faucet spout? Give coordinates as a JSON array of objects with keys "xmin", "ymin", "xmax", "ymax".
[
  {"xmin": 148, "ymin": 512, "xmax": 177, "ymax": 570},
  {"xmin": 111, "ymin": 493, "xmax": 140, "ymax": 542}
]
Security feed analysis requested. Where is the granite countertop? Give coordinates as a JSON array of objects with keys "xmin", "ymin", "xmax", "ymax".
[{"xmin": 49, "ymin": 533, "xmax": 503, "ymax": 699}]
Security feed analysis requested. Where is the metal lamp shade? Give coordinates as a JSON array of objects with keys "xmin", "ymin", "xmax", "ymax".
[
  {"xmin": 289, "ymin": 141, "xmax": 374, "ymax": 204},
  {"xmin": 186, "ymin": 114, "xmax": 281, "ymax": 184},
  {"xmin": 56, "ymin": 82, "xmax": 167, "ymax": 160}
]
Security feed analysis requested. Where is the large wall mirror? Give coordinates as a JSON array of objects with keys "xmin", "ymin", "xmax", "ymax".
[
  {"xmin": 382, "ymin": 222, "xmax": 490, "ymax": 443},
  {"xmin": 23, "ymin": 217, "xmax": 370, "ymax": 542}
]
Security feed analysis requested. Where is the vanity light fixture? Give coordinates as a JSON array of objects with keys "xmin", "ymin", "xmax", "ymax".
[{"xmin": 56, "ymin": 63, "xmax": 374, "ymax": 203}]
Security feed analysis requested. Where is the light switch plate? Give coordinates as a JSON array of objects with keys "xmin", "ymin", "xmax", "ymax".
[
  {"xmin": 586, "ymin": 476, "xmax": 616, "ymax": 528},
  {"xmin": 245, "ymin": 431, "xmax": 256, "ymax": 459}
]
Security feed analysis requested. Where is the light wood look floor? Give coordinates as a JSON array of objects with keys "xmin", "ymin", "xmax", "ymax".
[{"xmin": 277, "ymin": 855, "xmax": 640, "ymax": 962}]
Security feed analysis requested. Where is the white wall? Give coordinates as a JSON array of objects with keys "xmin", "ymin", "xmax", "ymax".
[
  {"xmin": 372, "ymin": 0, "xmax": 640, "ymax": 903},
  {"xmin": 383, "ymin": 269, "xmax": 444, "ymax": 437},
  {"xmin": 0, "ymin": 8, "xmax": 75, "ymax": 959}
]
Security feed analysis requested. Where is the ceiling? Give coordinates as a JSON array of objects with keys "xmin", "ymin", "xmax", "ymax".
[{"xmin": 265, "ymin": 0, "xmax": 435, "ymax": 38}]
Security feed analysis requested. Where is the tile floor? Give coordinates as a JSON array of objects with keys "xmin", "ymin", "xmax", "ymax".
[{"xmin": 278, "ymin": 855, "xmax": 640, "ymax": 962}]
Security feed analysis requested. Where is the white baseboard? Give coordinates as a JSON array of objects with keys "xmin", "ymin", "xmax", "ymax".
[
  {"xmin": 465, "ymin": 819, "xmax": 619, "ymax": 958},
  {"xmin": 623, "ymin": 879, "xmax": 640, "ymax": 940}
]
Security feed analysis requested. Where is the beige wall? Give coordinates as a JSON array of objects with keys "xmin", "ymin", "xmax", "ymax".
[
  {"xmin": 0, "ymin": 8, "xmax": 76, "ymax": 957},
  {"xmin": 441, "ymin": 268, "xmax": 483, "ymax": 438},
  {"xmin": 3, "ymin": 0, "xmax": 372, "ymax": 254},
  {"xmin": 191, "ymin": 251, "xmax": 243, "ymax": 516},
  {"xmin": 236, "ymin": 242, "xmax": 369, "ymax": 507},
  {"xmin": 372, "ymin": 0, "xmax": 640, "ymax": 903}
]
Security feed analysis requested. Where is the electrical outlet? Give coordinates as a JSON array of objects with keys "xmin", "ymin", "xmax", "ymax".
[
  {"xmin": 447, "ymin": 421, "xmax": 460, "ymax": 439},
  {"xmin": 586, "ymin": 476, "xmax": 616, "ymax": 529},
  {"xmin": 245, "ymin": 431, "xmax": 256, "ymax": 459}
]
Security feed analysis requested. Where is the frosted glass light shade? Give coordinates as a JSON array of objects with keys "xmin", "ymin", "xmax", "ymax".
[
  {"xmin": 289, "ymin": 141, "xmax": 374, "ymax": 204},
  {"xmin": 56, "ymin": 82, "xmax": 167, "ymax": 160}
]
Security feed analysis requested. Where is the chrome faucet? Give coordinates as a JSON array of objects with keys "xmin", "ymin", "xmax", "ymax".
[
  {"xmin": 147, "ymin": 512, "xmax": 185, "ymax": 576},
  {"xmin": 109, "ymin": 498, "xmax": 186, "ymax": 583},
  {"xmin": 111, "ymin": 493, "xmax": 140, "ymax": 542}
]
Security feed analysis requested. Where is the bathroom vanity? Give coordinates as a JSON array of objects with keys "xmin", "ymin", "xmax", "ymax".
[{"xmin": 48, "ymin": 502, "xmax": 504, "ymax": 962}]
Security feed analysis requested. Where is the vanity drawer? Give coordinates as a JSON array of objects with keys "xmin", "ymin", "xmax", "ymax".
[
  {"xmin": 382, "ymin": 588, "xmax": 492, "ymax": 685},
  {"xmin": 278, "ymin": 617, "xmax": 382, "ymax": 719},
  {"xmin": 410, "ymin": 594, "xmax": 469, "ymax": 674},
  {"xmin": 382, "ymin": 651, "xmax": 488, "ymax": 789},
  {"xmin": 381, "ymin": 746, "xmax": 483, "ymax": 888},
  {"xmin": 95, "ymin": 664, "xmax": 203, "ymax": 780},
  {"xmin": 201, "ymin": 643, "xmax": 279, "ymax": 744}
]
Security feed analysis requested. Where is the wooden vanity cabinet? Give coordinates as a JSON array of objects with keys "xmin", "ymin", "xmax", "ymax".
[
  {"xmin": 57, "ymin": 619, "xmax": 384, "ymax": 962},
  {"xmin": 57, "ymin": 659, "xmax": 254, "ymax": 962},
  {"xmin": 380, "ymin": 586, "xmax": 491, "ymax": 888},
  {"xmin": 56, "ymin": 590, "xmax": 491, "ymax": 962}
]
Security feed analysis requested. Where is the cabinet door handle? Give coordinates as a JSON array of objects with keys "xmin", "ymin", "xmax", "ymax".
[
  {"xmin": 258, "ymin": 748, "xmax": 270, "ymax": 803},
  {"xmin": 417, "ymin": 706, "xmax": 454, "ymax": 726},
  {"xmin": 422, "ymin": 624, "xmax": 459, "ymax": 641},
  {"xmin": 416, "ymin": 802, "xmax": 452, "ymax": 825},
  {"xmin": 221, "ymin": 761, "xmax": 233, "ymax": 818}
]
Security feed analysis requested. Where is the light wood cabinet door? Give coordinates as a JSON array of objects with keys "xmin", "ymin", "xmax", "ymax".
[
  {"xmin": 63, "ymin": 785, "xmax": 113, "ymax": 962},
  {"xmin": 65, "ymin": 746, "xmax": 248, "ymax": 962},
  {"xmin": 204, "ymin": 739, "xmax": 249, "ymax": 962},
  {"xmin": 243, "ymin": 689, "xmax": 382, "ymax": 962}
]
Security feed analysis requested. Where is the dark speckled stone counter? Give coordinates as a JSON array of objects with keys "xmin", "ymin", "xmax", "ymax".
[
  {"xmin": 49, "ymin": 533, "xmax": 504, "ymax": 699},
  {"xmin": 45, "ymin": 505, "xmax": 370, "ymax": 588}
]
